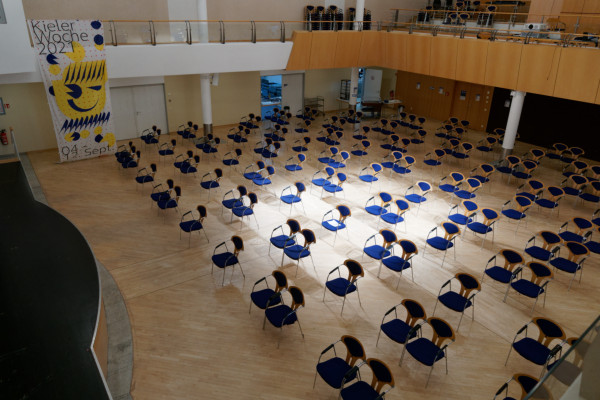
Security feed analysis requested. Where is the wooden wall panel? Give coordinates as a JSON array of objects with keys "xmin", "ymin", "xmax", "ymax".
[
  {"xmin": 405, "ymin": 34, "xmax": 432, "ymax": 75},
  {"xmin": 358, "ymin": 31, "xmax": 387, "ymax": 67},
  {"xmin": 286, "ymin": 31, "xmax": 312, "ymax": 71},
  {"xmin": 517, "ymin": 45, "xmax": 561, "ymax": 96},
  {"xmin": 386, "ymin": 32, "xmax": 407, "ymax": 71},
  {"xmin": 429, "ymin": 36, "xmax": 458, "ymax": 80},
  {"xmin": 596, "ymin": 81, "xmax": 600, "ymax": 105},
  {"xmin": 308, "ymin": 32, "xmax": 338, "ymax": 70},
  {"xmin": 333, "ymin": 31, "xmax": 361, "ymax": 68},
  {"xmin": 554, "ymin": 47, "xmax": 600, "ymax": 103},
  {"xmin": 528, "ymin": 0, "xmax": 563, "ymax": 21},
  {"xmin": 428, "ymin": 77, "xmax": 455, "ymax": 120},
  {"xmin": 485, "ymin": 42, "xmax": 522, "ymax": 89},
  {"xmin": 456, "ymin": 39, "xmax": 489, "ymax": 85}
]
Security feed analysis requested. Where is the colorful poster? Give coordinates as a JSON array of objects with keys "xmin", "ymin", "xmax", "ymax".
[{"xmin": 28, "ymin": 20, "xmax": 116, "ymax": 162}]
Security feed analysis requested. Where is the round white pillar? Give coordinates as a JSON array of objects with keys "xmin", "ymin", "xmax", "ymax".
[
  {"xmin": 502, "ymin": 90, "xmax": 525, "ymax": 157},
  {"xmin": 200, "ymin": 74, "xmax": 213, "ymax": 135},
  {"xmin": 354, "ymin": 0, "xmax": 365, "ymax": 31}
]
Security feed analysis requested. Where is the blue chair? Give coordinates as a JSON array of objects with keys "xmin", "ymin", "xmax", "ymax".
[
  {"xmin": 524, "ymin": 231, "xmax": 561, "ymax": 263},
  {"xmin": 326, "ymin": 130, "xmax": 344, "ymax": 147},
  {"xmin": 227, "ymin": 125, "xmax": 246, "ymax": 143},
  {"xmin": 252, "ymin": 165, "xmax": 275, "ymax": 194},
  {"xmin": 501, "ymin": 196, "xmax": 532, "ymax": 232},
  {"xmin": 279, "ymin": 182, "xmax": 306, "ymax": 215},
  {"xmin": 173, "ymin": 150, "xmax": 194, "ymax": 172},
  {"xmin": 561, "ymin": 146, "xmax": 585, "ymax": 164},
  {"xmin": 353, "ymin": 125, "xmax": 369, "ymax": 141},
  {"xmin": 423, "ymin": 148, "xmax": 445, "ymax": 170},
  {"xmin": 466, "ymin": 207, "xmax": 499, "ymax": 248},
  {"xmin": 269, "ymin": 219, "xmax": 301, "ymax": 261},
  {"xmin": 580, "ymin": 180, "xmax": 600, "ymax": 207},
  {"xmin": 261, "ymin": 141, "xmax": 281, "ymax": 160},
  {"xmin": 496, "ymin": 155, "xmax": 521, "ymax": 182},
  {"xmin": 157, "ymin": 186, "xmax": 181, "ymax": 221},
  {"xmin": 135, "ymin": 163, "xmax": 156, "ymax": 192},
  {"xmin": 157, "ymin": 139, "xmax": 177, "ymax": 161},
  {"xmin": 121, "ymin": 150, "xmax": 140, "ymax": 169},
  {"xmin": 584, "ymin": 227, "xmax": 600, "ymax": 256},
  {"xmin": 180, "ymin": 155, "xmax": 200, "ymax": 177},
  {"xmin": 314, "ymin": 335, "xmax": 366, "ymax": 390},
  {"xmin": 211, "ymin": 235, "xmax": 244, "ymax": 285},
  {"xmin": 200, "ymin": 168, "xmax": 223, "ymax": 200},
  {"xmin": 243, "ymin": 160, "xmax": 265, "ymax": 181},
  {"xmin": 505, "ymin": 318, "xmax": 566, "ymax": 377},
  {"xmin": 493, "ymin": 373, "xmax": 546, "ymax": 400},
  {"xmin": 400, "ymin": 317, "xmax": 456, "ymax": 387},
  {"xmin": 470, "ymin": 163, "xmax": 495, "ymax": 188},
  {"xmin": 423, "ymin": 221, "xmax": 460, "ymax": 267},
  {"xmin": 475, "ymin": 136, "xmax": 498, "ymax": 159},
  {"xmin": 451, "ymin": 141, "xmax": 473, "ymax": 165},
  {"xmin": 549, "ymin": 241, "xmax": 590, "ymax": 290},
  {"xmin": 454, "ymin": 177, "xmax": 481, "ymax": 200},
  {"xmin": 318, "ymin": 146, "xmax": 339, "ymax": 164},
  {"xmin": 377, "ymin": 299, "xmax": 427, "ymax": 347},
  {"xmin": 150, "ymin": 179, "xmax": 174, "ymax": 207},
  {"xmin": 405, "ymin": 181, "xmax": 432, "ymax": 215},
  {"xmin": 525, "ymin": 147, "xmax": 546, "ymax": 164},
  {"xmin": 328, "ymin": 151, "xmax": 350, "ymax": 169},
  {"xmin": 380, "ymin": 199, "xmax": 410, "ymax": 232},
  {"xmin": 363, "ymin": 229, "xmax": 397, "ymax": 266},
  {"xmin": 222, "ymin": 148, "xmax": 243, "ymax": 175},
  {"xmin": 249, "ymin": 270, "xmax": 288, "ymax": 313},
  {"xmin": 231, "ymin": 192, "xmax": 259, "ymax": 228},
  {"xmin": 195, "ymin": 133, "xmax": 213, "ymax": 152},
  {"xmin": 392, "ymin": 155, "xmax": 415, "ymax": 177},
  {"xmin": 321, "ymin": 205, "xmax": 351, "ymax": 246},
  {"xmin": 295, "ymin": 118, "xmax": 311, "ymax": 133},
  {"xmin": 558, "ymin": 217, "xmax": 593, "ymax": 243},
  {"xmin": 534, "ymin": 186, "xmax": 564, "ymax": 215},
  {"xmin": 310, "ymin": 166, "xmax": 335, "ymax": 196},
  {"xmin": 323, "ymin": 259, "xmax": 364, "ymax": 315},
  {"xmin": 263, "ymin": 286, "xmax": 305, "ymax": 348},
  {"xmin": 448, "ymin": 200, "xmax": 478, "ymax": 230},
  {"xmin": 179, "ymin": 204, "xmax": 208, "ymax": 246},
  {"xmin": 512, "ymin": 160, "xmax": 538, "ymax": 182},
  {"xmin": 201, "ymin": 137, "xmax": 220, "ymax": 159},
  {"xmin": 284, "ymin": 153, "xmax": 306, "ymax": 172},
  {"xmin": 438, "ymin": 172, "xmax": 465, "ymax": 197},
  {"xmin": 351, "ymin": 139, "xmax": 371, "ymax": 158},
  {"xmin": 411, "ymin": 128, "xmax": 427, "ymax": 145},
  {"xmin": 442, "ymin": 138, "xmax": 460, "ymax": 155},
  {"xmin": 365, "ymin": 192, "xmax": 393, "ymax": 218},
  {"xmin": 282, "ymin": 229, "xmax": 316, "ymax": 276},
  {"xmin": 381, "ymin": 134, "xmax": 400, "ymax": 151},
  {"xmin": 292, "ymin": 136, "xmax": 310, "ymax": 152},
  {"xmin": 358, "ymin": 163, "xmax": 383, "ymax": 192},
  {"xmin": 339, "ymin": 358, "xmax": 395, "ymax": 400},
  {"xmin": 221, "ymin": 185, "xmax": 247, "ymax": 215},
  {"xmin": 561, "ymin": 174, "xmax": 588, "ymax": 204},
  {"xmin": 381, "ymin": 151, "xmax": 403, "ymax": 174},
  {"xmin": 504, "ymin": 262, "xmax": 553, "ymax": 314},
  {"xmin": 322, "ymin": 172, "xmax": 347, "ymax": 199},
  {"xmin": 433, "ymin": 273, "xmax": 481, "ymax": 330},
  {"xmin": 482, "ymin": 249, "xmax": 524, "ymax": 285},
  {"xmin": 379, "ymin": 239, "xmax": 418, "ymax": 286}
]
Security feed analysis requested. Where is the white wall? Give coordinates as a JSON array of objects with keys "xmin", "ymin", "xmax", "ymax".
[{"xmin": 0, "ymin": 1, "xmax": 36, "ymax": 75}]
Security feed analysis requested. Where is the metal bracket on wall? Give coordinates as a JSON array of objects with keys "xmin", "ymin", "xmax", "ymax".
[
  {"xmin": 460, "ymin": 26, "xmax": 467, "ymax": 39},
  {"xmin": 490, "ymin": 29, "xmax": 498, "ymax": 41},
  {"xmin": 149, "ymin": 21, "xmax": 156, "ymax": 46},
  {"xmin": 280, "ymin": 21, "xmax": 285, "ymax": 42},
  {"xmin": 219, "ymin": 20, "xmax": 225, "ymax": 44},
  {"xmin": 185, "ymin": 20, "xmax": 192, "ymax": 44},
  {"xmin": 250, "ymin": 21, "xmax": 256, "ymax": 43},
  {"xmin": 109, "ymin": 20, "xmax": 117, "ymax": 46}
]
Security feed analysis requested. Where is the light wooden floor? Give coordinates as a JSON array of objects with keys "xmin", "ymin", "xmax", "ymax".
[{"xmin": 29, "ymin": 114, "xmax": 600, "ymax": 400}]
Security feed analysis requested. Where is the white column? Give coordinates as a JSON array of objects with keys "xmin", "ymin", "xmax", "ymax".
[
  {"xmin": 197, "ymin": 0, "xmax": 212, "ymax": 135},
  {"xmin": 354, "ymin": 0, "xmax": 365, "ymax": 31},
  {"xmin": 349, "ymin": 0, "xmax": 364, "ymax": 110},
  {"xmin": 502, "ymin": 90, "xmax": 525, "ymax": 157}
]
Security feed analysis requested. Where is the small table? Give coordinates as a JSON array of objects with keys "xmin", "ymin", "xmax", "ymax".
[{"xmin": 361, "ymin": 101, "xmax": 383, "ymax": 118}]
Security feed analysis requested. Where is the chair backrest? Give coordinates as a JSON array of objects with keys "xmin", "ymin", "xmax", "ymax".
[
  {"xmin": 344, "ymin": 259, "xmax": 364, "ymax": 281},
  {"xmin": 272, "ymin": 270, "xmax": 288, "ymax": 291},
  {"xmin": 266, "ymin": 166, "xmax": 275, "ymax": 176},
  {"xmin": 481, "ymin": 208, "xmax": 499, "ymax": 226},
  {"xmin": 526, "ymin": 262, "xmax": 553, "ymax": 286},
  {"xmin": 150, "ymin": 163, "xmax": 157, "ymax": 173},
  {"xmin": 462, "ymin": 200, "xmax": 478, "ymax": 214},
  {"xmin": 287, "ymin": 218, "xmax": 301, "ymax": 234},
  {"xmin": 341, "ymin": 335, "xmax": 366, "ymax": 366},
  {"xmin": 295, "ymin": 181, "xmax": 306, "ymax": 194},
  {"xmin": 377, "ymin": 192, "xmax": 393, "ymax": 206},
  {"xmin": 215, "ymin": 168, "xmax": 223, "ymax": 179},
  {"xmin": 337, "ymin": 173, "xmax": 347, "ymax": 185},
  {"xmin": 441, "ymin": 221, "xmax": 460, "ymax": 239},
  {"xmin": 538, "ymin": 231, "xmax": 561, "ymax": 248},
  {"xmin": 402, "ymin": 298, "xmax": 427, "ymax": 326},
  {"xmin": 362, "ymin": 140, "xmax": 371, "ymax": 148},
  {"xmin": 380, "ymin": 229, "xmax": 398, "ymax": 247},
  {"xmin": 525, "ymin": 179, "xmax": 544, "ymax": 193},
  {"xmin": 325, "ymin": 166, "xmax": 335, "ymax": 178},
  {"xmin": 288, "ymin": 286, "xmax": 305, "ymax": 310},
  {"xmin": 302, "ymin": 229, "xmax": 316, "ymax": 246},
  {"xmin": 231, "ymin": 235, "xmax": 244, "ymax": 255},
  {"xmin": 417, "ymin": 181, "xmax": 432, "ymax": 194},
  {"xmin": 337, "ymin": 205, "xmax": 351, "ymax": 222},
  {"xmin": 533, "ymin": 317, "xmax": 565, "ymax": 346},
  {"xmin": 329, "ymin": 146, "xmax": 339, "ymax": 156},
  {"xmin": 572, "ymin": 217, "xmax": 593, "ymax": 234},
  {"xmin": 507, "ymin": 155, "xmax": 521, "ymax": 166},
  {"xmin": 197, "ymin": 205, "xmax": 207, "ymax": 219},
  {"xmin": 500, "ymin": 249, "xmax": 524, "ymax": 271},
  {"xmin": 564, "ymin": 241, "xmax": 589, "ymax": 262},
  {"xmin": 248, "ymin": 192, "xmax": 258, "ymax": 206},
  {"xmin": 371, "ymin": 163, "xmax": 383, "ymax": 174},
  {"xmin": 456, "ymin": 273, "xmax": 481, "ymax": 298},
  {"xmin": 433, "ymin": 148, "xmax": 446, "ymax": 158},
  {"xmin": 514, "ymin": 196, "xmax": 532, "ymax": 211},
  {"xmin": 398, "ymin": 239, "xmax": 418, "ymax": 258},
  {"xmin": 234, "ymin": 148, "xmax": 242, "ymax": 157},
  {"xmin": 395, "ymin": 199, "xmax": 409, "ymax": 213},
  {"xmin": 257, "ymin": 160, "xmax": 265, "ymax": 170},
  {"xmin": 466, "ymin": 178, "xmax": 481, "ymax": 190},
  {"xmin": 237, "ymin": 185, "xmax": 248, "ymax": 197},
  {"xmin": 367, "ymin": 358, "xmax": 395, "ymax": 393},
  {"xmin": 298, "ymin": 153, "xmax": 306, "ymax": 163},
  {"xmin": 173, "ymin": 186, "xmax": 182, "ymax": 199},
  {"xmin": 429, "ymin": 317, "xmax": 455, "ymax": 347},
  {"xmin": 167, "ymin": 179, "xmax": 175, "ymax": 189}
]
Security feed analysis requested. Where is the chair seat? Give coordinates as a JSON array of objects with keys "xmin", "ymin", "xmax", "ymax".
[
  {"xmin": 563, "ymin": 187, "xmax": 580, "ymax": 196},
  {"xmin": 181, "ymin": 166, "xmax": 197, "ymax": 174},
  {"xmin": 549, "ymin": 257, "xmax": 579, "ymax": 274},
  {"xmin": 405, "ymin": 194, "xmax": 426, "ymax": 204},
  {"xmin": 292, "ymin": 146, "xmax": 308, "ymax": 152},
  {"xmin": 312, "ymin": 178, "xmax": 330, "ymax": 187},
  {"xmin": 476, "ymin": 146, "xmax": 492, "ymax": 153},
  {"xmin": 151, "ymin": 192, "xmax": 169, "ymax": 202},
  {"xmin": 135, "ymin": 176, "xmax": 154, "ymax": 183},
  {"xmin": 212, "ymin": 252, "xmax": 238, "ymax": 268},
  {"xmin": 472, "ymin": 175, "xmax": 489, "ymax": 184},
  {"xmin": 295, "ymin": 128, "xmax": 308, "ymax": 133},
  {"xmin": 223, "ymin": 159, "xmax": 239, "ymax": 166},
  {"xmin": 158, "ymin": 150, "xmax": 174, "ymax": 156},
  {"xmin": 452, "ymin": 153, "xmax": 469, "ymax": 160},
  {"xmin": 351, "ymin": 150, "xmax": 367, "ymax": 156},
  {"xmin": 496, "ymin": 166, "xmax": 512, "ymax": 174},
  {"xmin": 328, "ymin": 162, "xmax": 346, "ymax": 169},
  {"xmin": 323, "ymin": 184, "xmax": 343, "ymax": 193},
  {"xmin": 580, "ymin": 193, "xmax": 599, "ymax": 203},
  {"xmin": 382, "ymin": 161, "xmax": 395, "ymax": 169},
  {"xmin": 281, "ymin": 194, "xmax": 301, "ymax": 204},
  {"xmin": 426, "ymin": 237, "xmax": 453, "ymax": 251},
  {"xmin": 485, "ymin": 266, "xmax": 512, "ymax": 284},
  {"xmin": 558, "ymin": 231, "xmax": 583, "ymax": 243},
  {"xmin": 326, "ymin": 278, "xmax": 357, "ymax": 297},
  {"xmin": 253, "ymin": 177, "xmax": 272, "ymax": 186},
  {"xmin": 222, "ymin": 199, "xmax": 243, "ymax": 209},
  {"xmin": 406, "ymin": 338, "xmax": 444, "ymax": 367},
  {"xmin": 467, "ymin": 221, "xmax": 492, "ymax": 234},
  {"xmin": 179, "ymin": 220, "xmax": 202, "ymax": 232},
  {"xmin": 439, "ymin": 184, "xmax": 458, "ymax": 193},
  {"xmin": 270, "ymin": 235, "xmax": 295, "ymax": 249},
  {"xmin": 381, "ymin": 319, "xmax": 415, "ymax": 344},
  {"xmin": 232, "ymin": 206, "xmax": 254, "ymax": 217},
  {"xmin": 244, "ymin": 172, "xmax": 260, "ymax": 180},
  {"xmin": 511, "ymin": 280, "xmax": 543, "ymax": 298},
  {"xmin": 525, "ymin": 246, "xmax": 552, "ymax": 261},
  {"xmin": 382, "ymin": 256, "xmax": 411, "ymax": 272},
  {"xmin": 512, "ymin": 172, "xmax": 531, "ymax": 180},
  {"xmin": 365, "ymin": 205, "xmax": 387, "ymax": 216},
  {"xmin": 284, "ymin": 245, "xmax": 310, "ymax": 260},
  {"xmin": 265, "ymin": 304, "xmax": 297, "ymax": 327},
  {"xmin": 318, "ymin": 157, "xmax": 334, "ymax": 164},
  {"xmin": 536, "ymin": 199, "xmax": 558, "ymax": 209},
  {"xmin": 201, "ymin": 181, "xmax": 219, "ymax": 189},
  {"xmin": 316, "ymin": 357, "xmax": 353, "ymax": 389},
  {"xmin": 122, "ymin": 161, "xmax": 138, "ymax": 168},
  {"xmin": 381, "ymin": 213, "xmax": 404, "ymax": 225},
  {"xmin": 449, "ymin": 214, "xmax": 471, "ymax": 226},
  {"xmin": 340, "ymin": 380, "xmax": 380, "ymax": 400},
  {"xmin": 454, "ymin": 190, "xmax": 476, "ymax": 200},
  {"xmin": 585, "ymin": 240, "xmax": 600, "ymax": 254},
  {"xmin": 364, "ymin": 245, "xmax": 390, "ymax": 260},
  {"xmin": 359, "ymin": 175, "xmax": 378, "ymax": 183},
  {"xmin": 439, "ymin": 292, "xmax": 472, "ymax": 312},
  {"xmin": 285, "ymin": 165, "xmax": 303, "ymax": 171},
  {"xmin": 250, "ymin": 288, "xmax": 279, "ymax": 309},
  {"xmin": 392, "ymin": 166, "xmax": 411, "ymax": 174},
  {"xmin": 513, "ymin": 337, "xmax": 551, "ymax": 365},
  {"xmin": 502, "ymin": 209, "xmax": 526, "ymax": 220},
  {"xmin": 157, "ymin": 199, "xmax": 177, "ymax": 209},
  {"xmin": 322, "ymin": 220, "xmax": 346, "ymax": 232},
  {"xmin": 424, "ymin": 159, "xmax": 442, "ymax": 167}
]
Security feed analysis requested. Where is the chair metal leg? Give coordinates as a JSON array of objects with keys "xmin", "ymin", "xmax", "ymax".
[
  {"xmin": 399, "ymin": 345, "xmax": 408, "ymax": 366},
  {"xmin": 505, "ymin": 345, "xmax": 513, "ymax": 366},
  {"xmin": 297, "ymin": 318, "xmax": 304, "ymax": 338},
  {"xmin": 425, "ymin": 364, "xmax": 435, "ymax": 388},
  {"xmin": 341, "ymin": 297, "xmax": 346, "ymax": 315}
]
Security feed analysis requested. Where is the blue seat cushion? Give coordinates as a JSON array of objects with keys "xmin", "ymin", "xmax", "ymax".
[
  {"xmin": 250, "ymin": 288, "xmax": 279, "ymax": 309},
  {"xmin": 496, "ymin": 166, "xmax": 512, "ymax": 174},
  {"xmin": 406, "ymin": 338, "xmax": 444, "ymax": 367},
  {"xmin": 340, "ymin": 381, "xmax": 380, "ymax": 400},
  {"xmin": 512, "ymin": 172, "xmax": 531, "ymax": 180},
  {"xmin": 157, "ymin": 199, "xmax": 177, "ymax": 209},
  {"xmin": 284, "ymin": 245, "xmax": 310, "ymax": 260},
  {"xmin": 135, "ymin": 176, "xmax": 154, "ymax": 183},
  {"xmin": 158, "ymin": 150, "xmax": 174, "ymax": 156},
  {"xmin": 382, "ymin": 256, "xmax": 410, "ymax": 272},
  {"xmin": 563, "ymin": 187, "xmax": 580, "ymax": 196},
  {"xmin": 511, "ymin": 280, "xmax": 543, "ymax": 298},
  {"xmin": 244, "ymin": 171, "xmax": 260, "ymax": 180},
  {"xmin": 232, "ymin": 207, "xmax": 253, "ymax": 217},
  {"xmin": 580, "ymin": 193, "xmax": 600, "ymax": 203},
  {"xmin": 285, "ymin": 165, "xmax": 302, "ymax": 171},
  {"xmin": 222, "ymin": 199, "xmax": 242, "ymax": 209},
  {"xmin": 326, "ymin": 278, "xmax": 357, "ymax": 297},
  {"xmin": 381, "ymin": 319, "xmax": 414, "ymax": 344},
  {"xmin": 318, "ymin": 157, "xmax": 333, "ymax": 164},
  {"xmin": 585, "ymin": 241, "xmax": 600, "ymax": 254},
  {"xmin": 328, "ymin": 162, "xmax": 346, "ymax": 169},
  {"xmin": 525, "ymin": 246, "xmax": 551, "ymax": 261},
  {"xmin": 536, "ymin": 199, "xmax": 558, "ymax": 209},
  {"xmin": 292, "ymin": 146, "xmax": 308, "ymax": 152},
  {"xmin": 151, "ymin": 192, "xmax": 169, "ymax": 202},
  {"xmin": 405, "ymin": 194, "xmax": 426, "ymax": 204},
  {"xmin": 181, "ymin": 166, "xmax": 197, "ymax": 173},
  {"xmin": 223, "ymin": 159, "xmax": 239, "ymax": 166},
  {"xmin": 359, "ymin": 175, "xmax": 378, "ymax": 183},
  {"xmin": 392, "ymin": 165, "xmax": 411, "ymax": 174},
  {"xmin": 316, "ymin": 357, "xmax": 353, "ymax": 389},
  {"xmin": 549, "ymin": 258, "xmax": 579, "ymax": 274},
  {"xmin": 364, "ymin": 245, "xmax": 390, "ymax": 260},
  {"xmin": 467, "ymin": 222, "xmax": 492, "ymax": 234},
  {"xmin": 513, "ymin": 337, "xmax": 550, "ymax": 365},
  {"xmin": 558, "ymin": 231, "xmax": 583, "ymax": 243},
  {"xmin": 351, "ymin": 150, "xmax": 367, "ymax": 156},
  {"xmin": 270, "ymin": 235, "xmax": 294, "ymax": 249},
  {"xmin": 381, "ymin": 161, "xmax": 395, "ymax": 169},
  {"xmin": 454, "ymin": 190, "xmax": 475, "ymax": 199},
  {"xmin": 201, "ymin": 181, "xmax": 219, "ymax": 189},
  {"xmin": 365, "ymin": 205, "xmax": 387, "ymax": 216},
  {"xmin": 179, "ymin": 220, "xmax": 202, "ymax": 232},
  {"xmin": 265, "ymin": 305, "xmax": 297, "ymax": 327},
  {"xmin": 426, "ymin": 237, "xmax": 453, "ymax": 251},
  {"xmin": 424, "ymin": 159, "xmax": 442, "ymax": 166},
  {"xmin": 381, "ymin": 213, "xmax": 404, "ymax": 224},
  {"xmin": 502, "ymin": 209, "xmax": 526, "ymax": 220},
  {"xmin": 253, "ymin": 177, "xmax": 272, "ymax": 186},
  {"xmin": 322, "ymin": 220, "xmax": 345, "ymax": 232},
  {"xmin": 485, "ymin": 266, "xmax": 512, "ymax": 284},
  {"xmin": 449, "ymin": 214, "xmax": 471, "ymax": 225},
  {"xmin": 439, "ymin": 184, "xmax": 457, "ymax": 193},
  {"xmin": 312, "ymin": 178, "xmax": 330, "ymax": 187},
  {"xmin": 439, "ymin": 292, "xmax": 471, "ymax": 312},
  {"xmin": 212, "ymin": 252, "xmax": 238, "ymax": 268},
  {"xmin": 281, "ymin": 194, "xmax": 301, "ymax": 204},
  {"xmin": 323, "ymin": 184, "xmax": 343, "ymax": 193}
]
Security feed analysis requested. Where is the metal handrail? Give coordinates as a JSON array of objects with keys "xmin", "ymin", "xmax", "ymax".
[{"xmin": 149, "ymin": 20, "xmax": 156, "ymax": 46}]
